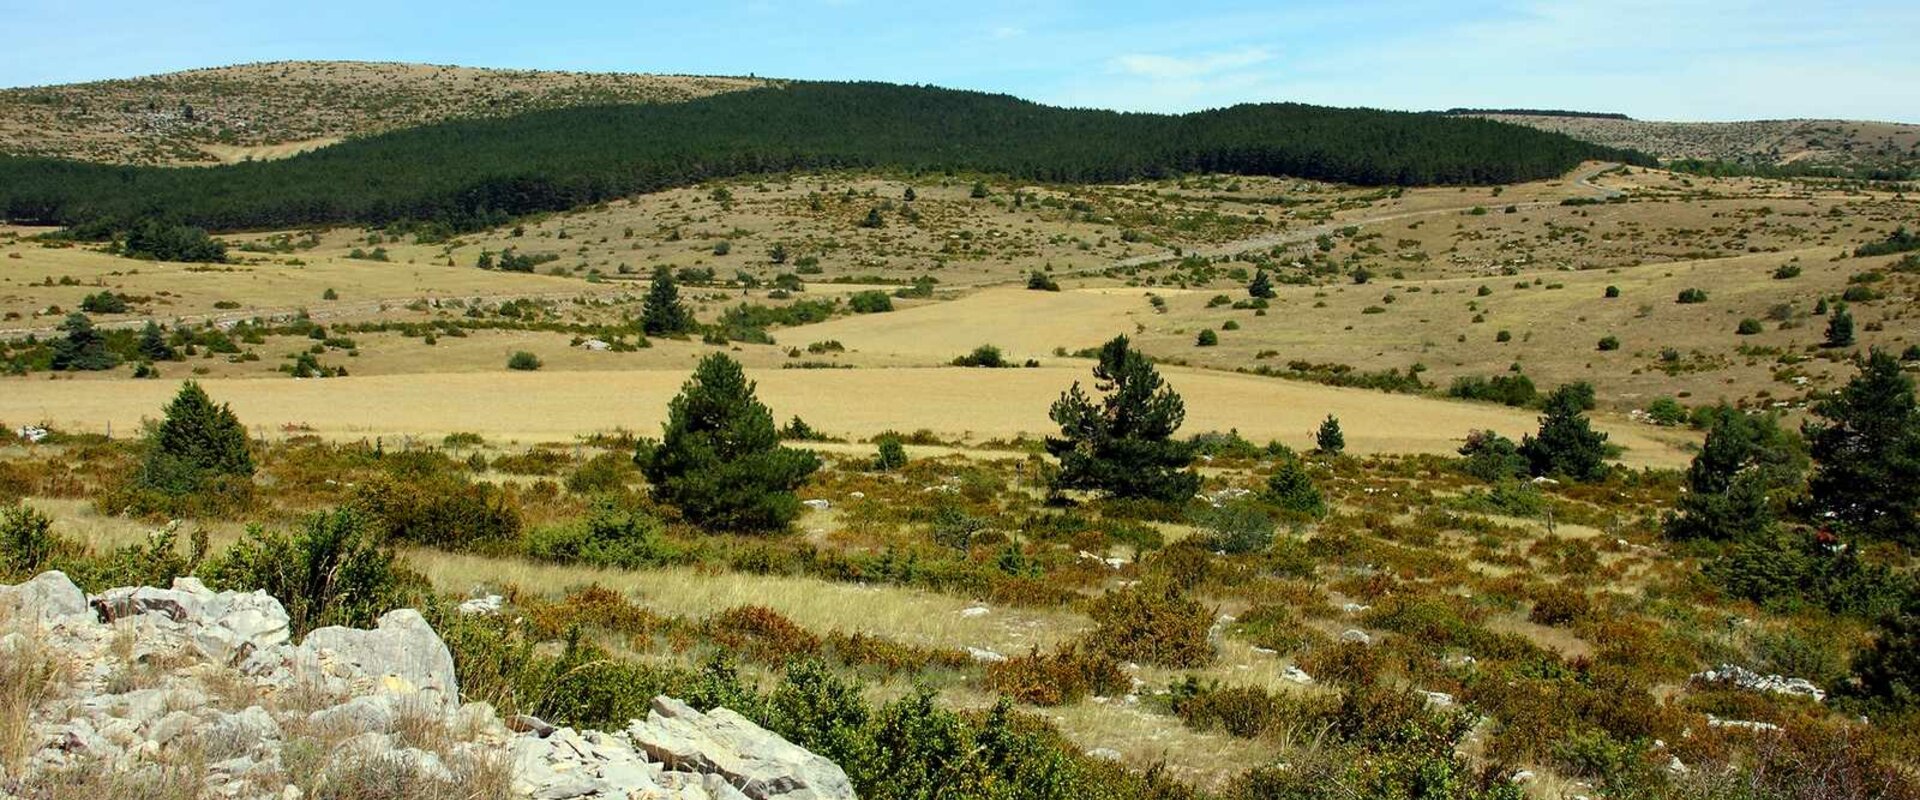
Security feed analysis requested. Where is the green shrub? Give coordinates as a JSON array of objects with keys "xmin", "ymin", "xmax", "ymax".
[
  {"xmin": 1087, "ymin": 584, "xmax": 1214, "ymax": 668},
  {"xmin": 525, "ymin": 499, "xmax": 676, "ymax": 569},
  {"xmin": 1195, "ymin": 329, "xmax": 1218, "ymax": 347},
  {"xmin": 1604, "ymin": 285, "xmax": 1620, "ymax": 298},
  {"xmin": 507, "ymin": 351, "xmax": 543, "ymax": 371},
  {"xmin": 872, "ymin": 434, "xmax": 907, "ymax": 472},
  {"xmin": 1773, "ymin": 264, "xmax": 1802, "ymax": 279},
  {"xmin": 0, "ymin": 502, "xmax": 60, "ymax": 579},
  {"xmin": 202, "ymin": 507, "xmax": 420, "ymax": 635},
  {"xmin": 1264, "ymin": 458, "xmax": 1327, "ymax": 519},
  {"xmin": 565, "ymin": 452, "xmax": 634, "ymax": 493},
  {"xmin": 1596, "ymin": 335, "xmax": 1620, "ymax": 351},
  {"xmin": 1314, "ymin": 414, "xmax": 1345, "ymax": 454},
  {"xmin": 356, "ymin": 474, "xmax": 522, "ymax": 549},
  {"xmin": 951, "ymin": 344, "xmax": 1008, "ymax": 368},
  {"xmin": 1736, "ymin": 317, "xmax": 1764, "ymax": 335},
  {"xmin": 138, "ymin": 381, "xmax": 255, "ymax": 496},
  {"xmin": 984, "ymin": 642, "xmax": 1127, "ymax": 706},
  {"xmin": 1520, "ymin": 384, "xmax": 1609, "ymax": 481},
  {"xmin": 1676, "ymin": 287, "xmax": 1708, "ymax": 304},
  {"xmin": 848, "ymin": 291, "xmax": 893, "ymax": 313},
  {"xmin": 1191, "ymin": 500, "xmax": 1275, "ymax": 554},
  {"xmin": 1046, "ymin": 335, "xmax": 1200, "ymax": 502},
  {"xmin": 1026, "ymin": 271, "xmax": 1061, "ymax": 291}
]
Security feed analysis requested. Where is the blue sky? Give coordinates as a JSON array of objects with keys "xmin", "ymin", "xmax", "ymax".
[{"xmin": 6, "ymin": 1, "xmax": 1915, "ymax": 121}]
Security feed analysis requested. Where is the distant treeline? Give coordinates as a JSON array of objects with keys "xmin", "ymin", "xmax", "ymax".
[
  {"xmin": 0, "ymin": 81, "xmax": 1654, "ymax": 233},
  {"xmin": 1444, "ymin": 108, "xmax": 1634, "ymax": 120}
]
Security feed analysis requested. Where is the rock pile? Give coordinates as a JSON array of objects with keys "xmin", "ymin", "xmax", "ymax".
[
  {"xmin": 1690, "ymin": 663, "xmax": 1826, "ymax": 703},
  {"xmin": 0, "ymin": 572, "xmax": 856, "ymax": 800}
]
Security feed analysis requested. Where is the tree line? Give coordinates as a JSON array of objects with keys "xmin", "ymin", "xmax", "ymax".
[{"xmin": 0, "ymin": 81, "xmax": 1652, "ymax": 234}]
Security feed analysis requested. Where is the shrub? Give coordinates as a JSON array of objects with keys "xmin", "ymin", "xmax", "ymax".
[
  {"xmin": 1596, "ymin": 335, "xmax": 1620, "ymax": 351},
  {"xmin": 710, "ymin": 605, "xmax": 824, "ymax": 665},
  {"xmin": 951, "ymin": 344, "xmax": 1008, "ymax": 368},
  {"xmin": 1604, "ymin": 285, "xmax": 1620, "ymax": 298},
  {"xmin": 507, "ymin": 351, "xmax": 543, "ymax": 371},
  {"xmin": 1026, "ymin": 271, "xmax": 1060, "ymax": 291},
  {"xmin": 525, "ymin": 498, "xmax": 675, "ymax": 569},
  {"xmin": 1520, "ymin": 384, "xmax": 1609, "ymax": 481},
  {"xmin": 202, "ymin": 507, "xmax": 420, "ymax": 635},
  {"xmin": 356, "ymin": 474, "xmax": 521, "ymax": 549},
  {"xmin": 848, "ymin": 291, "xmax": 893, "ymax": 313},
  {"xmin": 1458, "ymin": 429, "xmax": 1527, "ymax": 482},
  {"xmin": 0, "ymin": 502, "xmax": 59, "ymax": 579},
  {"xmin": 80, "ymin": 291, "xmax": 127, "ymax": 314},
  {"xmin": 1676, "ymin": 287, "xmax": 1708, "ymax": 304},
  {"xmin": 1527, "ymin": 585, "xmax": 1592, "ymax": 626},
  {"xmin": 50, "ymin": 313, "xmax": 117, "ymax": 371},
  {"xmin": 565, "ymin": 452, "xmax": 634, "ymax": 493},
  {"xmin": 1773, "ymin": 263, "xmax": 1802, "ymax": 279},
  {"xmin": 872, "ymin": 434, "xmax": 907, "ymax": 471},
  {"xmin": 1087, "ymin": 584, "xmax": 1214, "ymax": 668},
  {"xmin": 1195, "ymin": 329, "xmax": 1218, "ymax": 347},
  {"xmin": 1849, "ymin": 597, "xmax": 1920, "ymax": 711},
  {"xmin": 1191, "ymin": 500, "xmax": 1275, "ymax": 554},
  {"xmin": 984, "ymin": 642, "xmax": 1127, "ymax": 706},
  {"xmin": 1644, "ymin": 396, "xmax": 1689, "ymax": 426},
  {"xmin": 1264, "ymin": 458, "xmax": 1326, "ymax": 518},
  {"xmin": 644, "ymin": 353, "xmax": 821, "ymax": 532},
  {"xmin": 1449, "ymin": 374, "xmax": 1537, "ymax": 406},
  {"xmin": 641, "ymin": 266, "xmax": 695, "ymax": 335},
  {"xmin": 1736, "ymin": 317, "xmax": 1764, "ymax": 335},
  {"xmin": 1824, "ymin": 304, "xmax": 1855, "ymax": 348}
]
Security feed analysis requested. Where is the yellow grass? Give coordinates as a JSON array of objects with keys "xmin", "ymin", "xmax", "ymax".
[
  {"xmin": 407, "ymin": 549, "xmax": 1090, "ymax": 654},
  {"xmin": 0, "ymin": 365, "xmax": 1693, "ymax": 466}
]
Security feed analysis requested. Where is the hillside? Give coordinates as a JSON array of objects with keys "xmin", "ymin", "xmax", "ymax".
[
  {"xmin": 0, "ymin": 60, "xmax": 767, "ymax": 165},
  {"xmin": 1462, "ymin": 112, "xmax": 1920, "ymax": 175},
  {"xmin": 0, "ymin": 81, "xmax": 1650, "ymax": 232}
]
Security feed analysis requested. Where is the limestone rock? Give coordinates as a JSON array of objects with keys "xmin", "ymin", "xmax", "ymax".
[
  {"xmin": 0, "ymin": 571, "xmax": 91, "ymax": 625},
  {"xmin": 626, "ymin": 696, "xmax": 856, "ymax": 800},
  {"xmin": 300, "ymin": 609, "xmax": 458, "ymax": 711}
]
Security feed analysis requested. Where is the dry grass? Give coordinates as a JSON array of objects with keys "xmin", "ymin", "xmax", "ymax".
[
  {"xmin": 0, "ymin": 620, "xmax": 65, "ymax": 774},
  {"xmin": 406, "ymin": 549, "xmax": 1089, "ymax": 654}
]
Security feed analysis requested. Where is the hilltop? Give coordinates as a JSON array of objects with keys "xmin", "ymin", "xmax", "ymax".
[
  {"xmin": 0, "ymin": 60, "xmax": 767, "ymax": 165},
  {"xmin": 1460, "ymin": 111, "xmax": 1920, "ymax": 176}
]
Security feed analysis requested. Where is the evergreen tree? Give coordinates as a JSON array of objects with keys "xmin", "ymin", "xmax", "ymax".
[
  {"xmin": 643, "ymin": 354, "xmax": 820, "ymax": 532},
  {"xmin": 1825, "ymin": 303, "xmax": 1856, "ymax": 348},
  {"xmin": 1806, "ymin": 349, "xmax": 1920, "ymax": 544},
  {"xmin": 49, "ymin": 313, "xmax": 117, "ymax": 371},
  {"xmin": 1850, "ymin": 596, "xmax": 1920, "ymax": 711},
  {"xmin": 1314, "ymin": 415, "xmax": 1345, "ymax": 454},
  {"xmin": 1264, "ymin": 457, "xmax": 1326, "ymax": 518},
  {"xmin": 141, "ymin": 381, "xmax": 254, "ymax": 494},
  {"xmin": 1666, "ymin": 405, "xmax": 1805, "ymax": 541},
  {"xmin": 1247, "ymin": 269, "xmax": 1275, "ymax": 299},
  {"xmin": 1045, "ymin": 335, "xmax": 1199, "ymax": 502},
  {"xmin": 1519, "ymin": 384, "xmax": 1610, "ymax": 481},
  {"xmin": 859, "ymin": 208, "xmax": 886, "ymax": 229},
  {"xmin": 641, "ymin": 266, "xmax": 694, "ymax": 336},
  {"xmin": 138, "ymin": 320, "xmax": 176, "ymax": 362}
]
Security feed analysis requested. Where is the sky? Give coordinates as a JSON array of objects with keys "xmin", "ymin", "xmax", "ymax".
[{"xmin": 4, "ymin": 0, "xmax": 1916, "ymax": 122}]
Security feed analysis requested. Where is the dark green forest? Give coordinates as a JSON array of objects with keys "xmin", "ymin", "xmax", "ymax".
[{"xmin": 0, "ymin": 81, "xmax": 1652, "ymax": 233}]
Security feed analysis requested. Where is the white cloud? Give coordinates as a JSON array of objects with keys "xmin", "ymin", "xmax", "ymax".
[
  {"xmin": 1109, "ymin": 47, "xmax": 1273, "ymax": 81},
  {"xmin": 990, "ymin": 25, "xmax": 1025, "ymax": 40}
]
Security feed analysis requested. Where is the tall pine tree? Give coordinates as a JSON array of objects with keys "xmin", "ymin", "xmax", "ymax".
[
  {"xmin": 642, "ymin": 354, "xmax": 820, "ymax": 531},
  {"xmin": 641, "ymin": 266, "xmax": 694, "ymax": 336},
  {"xmin": 142, "ymin": 381, "xmax": 254, "ymax": 494},
  {"xmin": 1046, "ymin": 335, "xmax": 1199, "ymax": 502},
  {"xmin": 1665, "ymin": 405, "xmax": 1805, "ymax": 541},
  {"xmin": 50, "ymin": 313, "xmax": 117, "ymax": 371},
  {"xmin": 1806, "ymin": 349, "xmax": 1920, "ymax": 544}
]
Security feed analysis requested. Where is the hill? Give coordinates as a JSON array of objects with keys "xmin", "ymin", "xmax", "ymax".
[
  {"xmin": 0, "ymin": 81, "xmax": 1650, "ymax": 232},
  {"xmin": 0, "ymin": 60, "xmax": 767, "ymax": 165},
  {"xmin": 1460, "ymin": 112, "xmax": 1920, "ymax": 176}
]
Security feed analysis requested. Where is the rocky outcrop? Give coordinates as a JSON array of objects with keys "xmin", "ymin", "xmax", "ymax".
[
  {"xmin": 1691, "ymin": 663, "xmax": 1826, "ymax": 703},
  {"xmin": 0, "ymin": 572, "xmax": 856, "ymax": 800}
]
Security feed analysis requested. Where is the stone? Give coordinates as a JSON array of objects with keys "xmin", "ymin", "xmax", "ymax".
[
  {"xmin": 1340, "ymin": 629, "xmax": 1372, "ymax": 645},
  {"xmin": 1691, "ymin": 663, "xmax": 1825, "ymax": 703},
  {"xmin": 966, "ymin": 647, "xmax": 1006, "ymax": 663},
  {"xmin": 801, "ymin": 499, "xmax": 830, "ymax": 511},
  {"xmin": 310, "ymin": 695, "xmax": 396, "ymax": 734},
  {"xmin": 1281, "ymin": 665, "xmax": 1313, "ymax": 684},
  {"xmin": 0, "ymin": 571, "xmax": 90, "ymax": 624},
  {"xmin": 627, "ymin": 696, "xmax": 857, "ymax": 800},
  {"xmin": 508, "ymin": 713, "xmax": 557, "ymax": 738},
  {"xmin": 957, "ymin": 605, "xmax": 990, "ymax": 618},
  {"xmin": 458, "ymin": 594, "xmax": 505, "ymax": 615},
  {"xmin": 301, "ymin": 609, "xmax": 458, "ymax": 711},
  {"xmin": 93, "ymin": 586, "xmax": 204, "ymax": 623},
  {"xmin": 1086, "ymin": 747, "xmax": 1123, "ymax": 761}
]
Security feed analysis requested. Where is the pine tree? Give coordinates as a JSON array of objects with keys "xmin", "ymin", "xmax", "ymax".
[
  {"xmin": 49, "ymin": 313, "xmax": 117, "ymax": 371},
  {"xmin": 1247, "ymin": 269, "xmax": 1275, "ymax": 299},
  {"xmin": 1806, "ymin": 349, "xmax": 1920, "ymax": 544},
  {"xmin": 141, "ymin": 381, "xmax": 254, "ymax": 494},
  {"xmin": 1314, "ymin": 415, "xmax": 1345, "ymax": 454},
  {"xmin": 641, "ymin": 266, "xmax": 694, "ymax": 336},
  {"xmin": 1045, "ymin": 335, "xmax": 1199, "ymax": 502},
  {"xmin": 138, "ymin": 320, "xmax": 176, "ymax": 362},
  {"xmin": 1850, "ymin": 595, "xmax": 1920, "ymax": 711},
  {"xmin": 643, "ymin": 354, "xmax": 820, "ymax": 531},
  {"xmin": 1825, "ymin": 303, "xmax": 1856, "ymax": 348},
  {"xmin": 1666, "ymin": 405, "xmax": 1805, "ymax": 541},
  {"xmin": 1519, "ymin": 384, "xmax": 1610, "ymax": 481}
]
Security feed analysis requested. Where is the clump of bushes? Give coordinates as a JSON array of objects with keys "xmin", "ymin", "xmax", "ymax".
[
  {"xmin": 984, "ymin": 642, "xmax": 1127, "ymax": 706},
  {"xmin": 1086, "ymin": 583, "xmax": 1214, "ymax": 668}
]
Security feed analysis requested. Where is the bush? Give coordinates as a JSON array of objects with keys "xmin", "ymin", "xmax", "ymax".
[
  {"xmin": 1315, "ymin": 414, "xmax": 1345, "ymax": 454},
  {"xmin": 525, "ymin": 498, "xmax": 675, "ymax": 569},
  {"xmin": 0, "ymin": 502, "xmax": 60, "ymax": 579},
  {"xmin": 951, "ymin": 344, "xmax": 1008, "ymax": 368},
  {"xmin": 80, "ymin": 291, "xmax": 127, "ymax": 314},
  {"xmin": 710, "ymin": 605, "xmax": 824, "ymax": 665},
  {"xmin": 1458, "ymin": 429, "xmax": 1527, "ymax": 482},
  {"xmin": 872, "ymin": 434, "xmax": 907, "ymax": 471},
  {"xmin": 202, "ymin": 507, "xmax": 420, "ymax": 635},
  {"xmin": 984, "ymin": 642, "xmax": 1127, "ymax": 706},
  {"xmin": 356, "ymin": 474, "xmax": 521, "ymax": 549},
  {"xmin": 1773, "ymin": 264, "xmax": 1802, "ymax": 279},
  {"xmin": 1849, "ymin": 597, "xmax": 1920, "ymax": 711},
  {"xmin": 1604, "ymin": 285, "xmax": 1620, "ymax": 298},
  {"xmin": 1191, "ymin": 500, "xmax": 1275, "ymax": 554},
  {"xmin": 138, "ymin": 381, "xmax": 255, "ymax": 496},
  {"xmin": 848, "ymin": 291, "xmax": 893, "ymax": 313},
  {"xmin": 507, "ymin": 351, "xmax": 543, "ymax": 371},
  {"xmin": 644, "ymin": 353, "xmax": 821, "ymax": 532},
  {"xmin": 1676, "ymin": 288, "xmax": 1708, "ymax": 304},
  {"xmin": 1736, "ymin": 318, "xmax": 1764, "ymax": 335},
  {"xmin": 565, "ymin": 452, "xmax": 634, "ymax": 493},
  {"xmin": 1596, "ymin": 335, "xmax": 1620, "ymax": 351},
  {"xmin": 50, "ymin": 313, "xmax": 117, "ymax": 371},
  {"xmin": 1265, "ymin": 458, "xmax": 1327, "ymax": 518},
  {"xmin": 1449, "ymin": 373, "xmax": 1537, "ymax": 406},
  {"xmin": 1527, "ymin": 585, "xmax": 1592, "ymax": 626},
  {"xmin": 1520, "ymin": 384, "xmax": 1609, "ymax": 481},
  {"xmin": 1026, "ymin": 271, "xmax": 1061, "ymax": 291},
  {"xmin": 1087, "ymin": 584, "xmax": 1214, "ymax": 668},
  {"xmin": 1644, "ymin": 396, "xmax": 1689, "ymax": 426}
]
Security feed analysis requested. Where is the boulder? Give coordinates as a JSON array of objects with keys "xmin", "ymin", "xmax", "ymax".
[
  {"xmin": 0, "ymin": 571, "xmax": 91, "ymax": 625},
  {"xmin": 626, "ymin": 696, "xmax": 856, "ymax": 800},
  {"xmin": 300, "ymin": 609, "xmax": 458, "ymax": 711}
]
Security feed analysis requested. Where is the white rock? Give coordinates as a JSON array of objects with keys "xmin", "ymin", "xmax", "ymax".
[
  {"xmin": 966, "ymin": 647, "xmax": 1006, "ymax": 663},
  {"xmin": 1085, "ymin": 747, "xmax": 1123, "ymax": 761},
  {"xmin": 458, "ymin": 594, "xmax": 505, "ymax": 615},
  {"xmin": 0, "ymin": 571, "xmax": 92, "ymax": 625},
  {"xmin": 958, "ymin": 606, "xmax": 990, "ymax": 618},
  {"xmin": 1281, "ymin": 666, "xmax": 1314, "ymax": 684},
  {"xmin": 1340, "ymin": 629, "xmax": 1372, "ymax": 645},
  {"xmin": 801, "ymin": 499, "xmax": 831, "ymax": 511},
  {"xmin": 300, "ymin": 609, "xmax": 458, "ymax": 712}
]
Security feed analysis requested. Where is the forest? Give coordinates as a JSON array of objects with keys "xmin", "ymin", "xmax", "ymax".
[{"xmin": 0, "ymin": 81, "xmax": 1652, "ymax": 233}]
